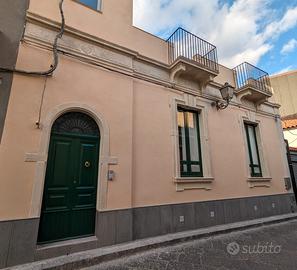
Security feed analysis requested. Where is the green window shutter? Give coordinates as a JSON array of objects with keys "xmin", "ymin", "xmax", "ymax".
[
  {"xmin": 178, "ymin": 107, "xmax": 203, "ymax": 177},
  {"xmin": 244, "ymin": 123, "xmax": 262, "ymax": 177}
]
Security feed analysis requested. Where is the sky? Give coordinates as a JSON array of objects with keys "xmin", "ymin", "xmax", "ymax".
[{"xmin": 133, "ymin": 0, "xmax": 297, "ymax": 75}]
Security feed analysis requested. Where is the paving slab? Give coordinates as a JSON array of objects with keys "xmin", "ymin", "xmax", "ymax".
[{"xmin": 5, "ymin": 213, "xmax": 297, "ymax": 270}]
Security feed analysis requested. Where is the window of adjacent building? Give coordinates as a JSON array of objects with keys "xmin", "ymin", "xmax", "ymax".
[
  {"xmin": 178, "ymin": 107, "xmax": 203, "ymax": 177},
  {"xmin": 244, "ymin": 123, "xmax": 262, "ymax": 177},
  {"xmin": 78, "ymin": 0, "xmax": 101, "ymax": 10}
]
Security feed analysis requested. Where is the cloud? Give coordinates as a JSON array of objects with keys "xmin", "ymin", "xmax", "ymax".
[
  {"xmin": 263, "ymin": 8, "xmax": 297, "ymax": 40},
  {"xmin": 281, "ymin": 39, "xmax": 297, "ymax": 54},
  {"xmin": 133, "ymin": 1, "xmax": 297, "ymax": 68}
]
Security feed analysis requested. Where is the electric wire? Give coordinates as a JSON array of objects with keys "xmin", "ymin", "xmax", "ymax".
[
  {"xmin": 286, "ymin": 135, "xmax": 297, "ymax": 145},
  {"xmin": 0, "ymin": 0, "xmax": 65, "ymax": 77},
  {"xmin": 281, "ymin": 120, "xmax": 297, "ymax": 137},
  {"xmin": 287, "ymin": 130, "xmax": 297, "ymax": 136},
  {"xmin": 36, "ymin": 76, "xmax": 48, "ymax": 127}
]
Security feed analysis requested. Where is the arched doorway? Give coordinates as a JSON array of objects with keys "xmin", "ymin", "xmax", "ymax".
[{"xmin": 38, "ymin": 112, "xmax": 100, "ymax": 244}]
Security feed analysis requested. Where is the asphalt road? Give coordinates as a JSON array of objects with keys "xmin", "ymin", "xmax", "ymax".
[{"xmin": 83, "ymin": 219, "xmax": 297, "ymax": 270}]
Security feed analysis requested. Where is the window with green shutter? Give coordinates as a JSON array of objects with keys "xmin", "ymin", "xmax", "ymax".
[
  {"xmin": 177, "ymin": 107, "xmax": 203, "ymax": 177},
  {"xmin": 244, "ymin": 123, "xmax": 262, "ymax": 177}
]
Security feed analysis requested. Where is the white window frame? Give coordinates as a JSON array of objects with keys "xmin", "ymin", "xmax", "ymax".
[
  {"xmin": 240, "ymin": 114, "xmax": 271, "ymax": 186},
  {"xmin": 244, "ymin": 122, "xmax": 263, "ymax": 177},
  {"xmin": 171, "ymin": 94, "xmax": 214, "ymax": 191},
  {"xmin": 97, "ymin": 0, "xmax": 102, "ymax": 11}
]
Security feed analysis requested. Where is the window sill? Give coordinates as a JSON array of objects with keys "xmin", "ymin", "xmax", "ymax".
[
  {"xmin": 248, "ymin": 177, "xmax": 272, "ymax": 182},
  {"xmin": 174, "ymin": 177, "xmax": 214, "ymax": 183},
  {"xmin": 174, "ymin": 177, "xmax": 214, "ymax": 191},
  {"xmin": 247, "ymin": 177, "xmax": 272, "ymax": 188}
]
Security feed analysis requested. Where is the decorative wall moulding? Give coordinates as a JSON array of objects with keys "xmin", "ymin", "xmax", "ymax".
[
  {"xmin": 235, "ymin": 84, "xmax": 272, "ymax": 106},
  {"xmin": 23, "ymin": 15, "xmax": 279, "ymax": 117},
  {"xmin": 247, "ymin": 177, "xmax": 272, "ymax": 188},
  {"xmin": 169, "ymin": 58, "xmax": 217, "ymax": 91}
]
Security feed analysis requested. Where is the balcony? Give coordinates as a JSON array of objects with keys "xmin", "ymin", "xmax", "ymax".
[
  {"xmin": 167, "ymin": 28, "xmax": 219, "ymax": 89},
  {"xmin": 233, "ymin": 62, "xmax": 272, "ymax": 104}
]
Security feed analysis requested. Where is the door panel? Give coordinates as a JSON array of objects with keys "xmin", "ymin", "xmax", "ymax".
[
  {"xmin": 50, "ymin": 140, "xmax": 73, "ymax": 187},
  {"xmin": 38, "ymin": 134, "xmax": 99, "ymax": 244},
  {"xmin": 71, "ymin": 139, "xmax": 99, "ymax": 237},
  {"xmin": 70, "ymin": 208, "xmax": 96, "ymax": 238},
  {"xmin": 38, "ymin": 136, "xmax": 75, "ymax": 243}
]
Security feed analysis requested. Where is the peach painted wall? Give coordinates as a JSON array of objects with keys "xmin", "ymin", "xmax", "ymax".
[
  {"xmin": 0, "ymin": 44, "xmax": 134, "ymax": 219},
  {"xmin": 27, "ymin": 0, "xmax": 168, "ymax": 64},
  {"xmin": 0, "ymin": 42, "xmax": 289, "ymax": 220},
  {"xmin": 132, "ymin": 81, "xmax": 288, "ymax": 207},
  {"xmin": 27, "ymin": 0, "xmax": 237, "ymax": 85}
]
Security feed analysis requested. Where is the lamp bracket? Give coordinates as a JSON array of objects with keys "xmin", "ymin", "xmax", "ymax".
[{"xmin": 211, "ymin": 100, "xmax": 230, "ymax": 110}]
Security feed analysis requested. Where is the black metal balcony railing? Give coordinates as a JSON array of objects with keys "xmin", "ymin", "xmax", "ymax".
[
  {"xmin": 167, "ymin": 27, "xmax": 219, "ymax": 73},
  {"xmin": 233, "ymin": 62, "xmax": 271, "ymax": 93}
]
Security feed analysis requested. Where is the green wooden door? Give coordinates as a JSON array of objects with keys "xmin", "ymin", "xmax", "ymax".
[{"xmin": 38, "ymin": 113, "xmax": 100, "ymax": 244}]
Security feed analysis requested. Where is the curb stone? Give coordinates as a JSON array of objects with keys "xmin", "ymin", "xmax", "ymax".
[{"xmin": 5, "ymin": 213, "xmax": 297, "ymax": 270}]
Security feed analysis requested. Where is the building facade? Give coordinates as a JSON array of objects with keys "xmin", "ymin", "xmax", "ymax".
[
  {"xmin": 282, "ymin": 115, "xmax": 297, "ymax": 149},
  {"xmin": 0, "ymin": 0, "xmax": 295, "ymax": 267},
  {"xmin": 270, "ymin": 70, "xmax": 297, "ymax": 149},
  {"xmin": 270, "ymin": 70, "xmax": 297, "ymax": 118}
]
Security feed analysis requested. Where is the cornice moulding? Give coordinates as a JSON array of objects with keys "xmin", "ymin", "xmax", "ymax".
[{"xmin": 23, "ymin": 12, "xmax": 280, "ymax": 117}]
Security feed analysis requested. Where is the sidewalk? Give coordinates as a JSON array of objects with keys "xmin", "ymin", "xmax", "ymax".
[{"xmin": 6, "ymin": 213, "xmax": 297, "ymax": 270}]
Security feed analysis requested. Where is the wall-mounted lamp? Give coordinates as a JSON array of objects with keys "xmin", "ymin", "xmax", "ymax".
[{"xmin": 212, "ymin": 82, "xmax": 235, "ymax": 110}]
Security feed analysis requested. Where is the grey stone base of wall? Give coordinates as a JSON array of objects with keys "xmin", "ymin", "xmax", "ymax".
[
  {"xmin": 0, "ymin": 218, "xmax": 39, "ymax": 268},
  {"xmin": 1, "ymin": 193, "xmax": 296, "ymax": 268}
]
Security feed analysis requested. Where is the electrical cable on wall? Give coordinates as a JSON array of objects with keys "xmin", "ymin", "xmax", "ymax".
[
  {"xmin": 281, "ymin": 120, "xmax": 297, "ymax": 137},
  {"xmin": 36, "ymin": 76, "xmax": 48, "ymax": 128},
  {"xmin": 288, "ymin": 130, "xmax": 297, "ymax": 136},
  {"xmin": 0, "ymin": 0, "xmax": 65, "ymax": 77}
]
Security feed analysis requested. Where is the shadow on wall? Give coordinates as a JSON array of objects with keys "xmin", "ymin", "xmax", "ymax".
[{"xmin": 0, "ymin": 0, "xmax": 30, "ymax": 141}]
